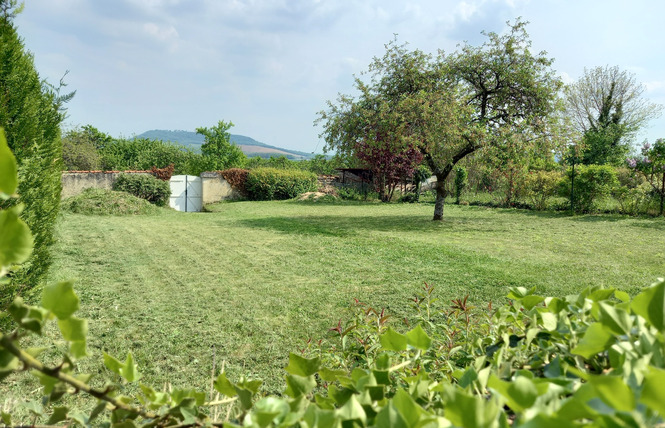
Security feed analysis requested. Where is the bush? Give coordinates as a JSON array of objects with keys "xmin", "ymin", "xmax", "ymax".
[
  {"xmin": 150, "ymin": 164, "xmax": 175, "ymax": 181},
  {"xmin": 454, "ymin": 166, "xmax": 468, "ymax": 204},
  {"xmin": 523, "ymin": 170, "xmax": 562, "ymax": 210},
  {"xmin": 560, "ymin": 164, "xmax": 618, "ymax": 213},
  {"xmin": 112, "ymin": 173, "xmax": 171, "ymax": 206},
  {"xmin": 0, "ymin": 9, "xmax": 66, "ymax": 306},
  {"xmin": 62, "ymin": 188, "xmax": 160, "ymax": 215},
  {"xmin": 612, "ymin": 183, "xmax": 653, "ymax": 216},
  {"xmin": 245, "ymin": 167, "xmax": 317, "ymax": 200},
  {"xmin": 220, "ymin": 168, "xmax": 250, "ymax": 196}
]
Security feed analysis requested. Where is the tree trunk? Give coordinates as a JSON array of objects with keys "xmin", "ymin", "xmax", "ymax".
[
  {"xmin": 660, "ymin": 172, "xmax": 665, "ymax": 216},
  {"xmin": 433, "ymin": 173, "xmax": 447, "ymax": 221}
]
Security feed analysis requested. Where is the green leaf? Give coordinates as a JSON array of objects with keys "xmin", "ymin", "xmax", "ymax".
[
  {"xmin": 319, "ymin": 367, "xmax": 347, "ymax": 382},
  {"xmin": 0, "ymin": 206, "xmax": 33, "ymax": 268},
  {"xmin": 375, "ymin": 403, "xmax": 409, "ymax": 428},
  {"xmin": 540, "ymin": 312, "xmax": 558, "ymax": 331},
  {"xmin": 22, "ymin": 400, "xmax": 43, "ymax": 416},
  {"xmin": 488, "ymin": 375, "xmax": 537, "ymax": 413},
  {"xmin": 507, "ymin": 287, "xmax": 529, "ymax": 299},
  {"xmin": 458, "ymin": 366, "xmax": 478, "ymax": 389},
  {"xmin": 41, "ymin": 281, "xmax": 79, "ymax": 320},
  {"xmin": 103, "ymin": 352, "xmax": 123, "ymax": 376},
  {"xmin": 252, "ymin": 397, "xmax": 289, "ymax": 428},
  {"xmin": 1, "ymin": 411, "xmax": 10, "ymax": 426},
  {"xmin": 284, "ymin": 352, "xmax": 320, "ymax": 377},
  {"xmin": 304, "ymin": 405, "xmax": 338, "ymax": 428},
  {"xmin": 32, "ymin": 370, "xmax": 60, "ymax": 394},
  {"xmin": 47, "ymin": 406, "xmax": 69, "ymax": 425},
  {"xmin": 70, "ymin": 341, "xmax": 89, "ymax": 359},
  {"xmin": 336, "ymin": 393, "xmax": 366, "ymax": 424},
  {"xmin": 375, "ymin": 353, "xmax": 391, "ymax": 370},
  {"xmin": 545, "ymin": 297, "xmax": 567, "ymax": 314},
  {"xmin": 58, "ymin": 317, "xmax": 88, "ymax": 342},
  {"xmin": 392, "ymin": 389, "xmax": 422, "ymax": 427},
  {"xmin": 0, "ymin": 349, "xmax": 18, "ymax": 371},
  {"xmin": 521, "ymin": 295, "xmax": 545, "ymax": 310},
  {"xmin": 444, "ymin": 386, "xmax": 499, "ymax": 428},
  {"xmin": 214, "ymin": 372, "xmax": 236, "ymax": 397},
  {"xmin": 405, "ymin": 324, "xmax": 432, "ymax": 350},
  {"xmin": 380, "ymin": 327, "xmax": 407, "ymax": 351},
  {"xmin": 372, "ymin": 369, "xmax": 390, "ymax": 385},
  {"xmin": 640, "ymin": 366, "xmax": 665, "ymax": 415},
  {"xmin": 507, "ymin": 376, "xmax": 538, "ymax": 410},
  {"xmin": 571, "ymin": 323, "xmax": 615, "ymax": 359},
  {"xmin": 121, "ymin": 352, "xmax": 140, "ymax": 382},
  {"xmin": 588, "ymin": 288, "xmax": 615, "ymax": 302},
  {"xmin": 0, "ymin": 128, "xmax": 18, "ymax": 197},
  {"xmin": 595, "ymin": 302, "xmax": 631, "ymax": 336},
  {"xmin": 235, "ymin": 385, "xmax": 255, "ymax": 411},
  {"xmin": 519, "ymin": 414, "xmax": 576, "ymax": 428},
  {"xmin": 588, "ymin": 375, "xmax": 635, "ymax": 412},
  {"xmin": 614, "ymin": 290, "xmax": 630, "ymax": 303},
  {"xmin": 631, "ymin": 278, "xmax": 665, "ymax": 330},
  {"xmin": 329, "ymin": 385, "xmax": 354, "ymax": 406},
  {"xmin": 241, "ymin": 379, "xmax": 262, "ymax": 394},
  {"xmin": 284, "ymin": 374, "xmax": 316, "ymax": 398}
]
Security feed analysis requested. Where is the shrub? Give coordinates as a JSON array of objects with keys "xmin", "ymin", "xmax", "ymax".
[
  {"xmin": 112, "ymin": 173, "xmax": 171, "ymax": 206},
  {"xmin": 62, "ymin": 127, "xmax": 102, "ymax": 171},
  {"xmin": 523, "ymin": 169, "xmax": 562, "ymax": 210},
  {"xmin": 454, "ymin": 166, "xmax": 468, "ymax": 204},
  {"xmin": 245, "ymin": 167, "xmax": 317, "ymax": 200},
  {"xmin": 560, "ymin": 164, "xmax": 618, "ymax": 213},
  {"xmin": 0, "ymin": 8, "xmax": 66, "ymax": 307},
  {"xmin": 612, "ymin": 183, "xmax": 652, "ymax": 216},
  {"xmin": 220, "ymin": 168, "xmax": 250, "ymax": 196},
  {"xmin": 150, "ymin": 164, "xmax": 175, "ymax": 181},
  {"xmin": 62, "ymin": 188, "xmax": 160, "ymax": 215}
]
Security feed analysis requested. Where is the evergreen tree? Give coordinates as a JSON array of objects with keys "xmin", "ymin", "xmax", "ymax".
[{"xmin": 0, "ymin": 0, "xmax": 70, "ymax": 307}]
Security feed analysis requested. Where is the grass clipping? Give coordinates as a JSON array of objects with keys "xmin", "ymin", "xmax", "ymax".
[{"xmin": 62, "ymin": 188, "xmax": 161, "ymax": 215}]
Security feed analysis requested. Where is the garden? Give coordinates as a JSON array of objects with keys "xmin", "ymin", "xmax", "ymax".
[{"xmin": 2, "ymin": 3, "xmax": 665, "ymax": 426}]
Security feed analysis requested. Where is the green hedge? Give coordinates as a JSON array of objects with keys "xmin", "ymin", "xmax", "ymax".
[
  {"xmin": 112, "ymin": 173, "xmax": 171, "ymax": 207},
  {"xmin": 0, "ymin": 11, "xmax": 65, "ymax": 308},
  {"xmin": 245, "ymin": 167, "xmax": 317, "ymax": 200}
]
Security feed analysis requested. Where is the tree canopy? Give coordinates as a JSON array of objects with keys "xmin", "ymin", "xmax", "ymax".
[
  {"xmin": 196, "ymin": 120, "xmax": 246, "ymax": 171},
  {"xmin": 317, "ymin": 19, "xmax": 562, "ymax": 220},
  {"xmin": 565, "ymin": 65, "xmax": 663, "ymax": 165}
]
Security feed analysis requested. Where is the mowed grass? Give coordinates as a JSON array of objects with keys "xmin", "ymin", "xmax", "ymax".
[{"xmin": 29, "ymin": 202, "xmax": 665, "ymax": 394}]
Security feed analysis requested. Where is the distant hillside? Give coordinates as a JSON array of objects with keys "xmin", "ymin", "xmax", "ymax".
[{"xmin": 137, "ymin": 130, "xmax": 315, "ymax": 160}]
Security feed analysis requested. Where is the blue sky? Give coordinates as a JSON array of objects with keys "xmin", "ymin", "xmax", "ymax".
[{"xmin": 15, "ymin": 0, "xmax": 665, "ymax": 153}]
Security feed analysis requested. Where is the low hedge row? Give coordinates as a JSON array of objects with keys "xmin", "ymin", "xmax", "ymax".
[
  {"xmin": 112, "ymin": 173, "xmax": 171, "ymax": 206},
  {"xmin": 223, "ymin": 167, "xmax": 318, "ymax": 201}
]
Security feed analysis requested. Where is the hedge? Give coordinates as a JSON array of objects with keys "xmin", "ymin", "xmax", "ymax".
[{"xmin": 245, "ymin": 167, "xmax": 317, "ymax": 200}]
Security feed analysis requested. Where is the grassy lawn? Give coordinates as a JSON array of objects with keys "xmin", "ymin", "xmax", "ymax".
[{"xmin": 8, "ymin": 201, "xmax": 665, "ymax": 397}]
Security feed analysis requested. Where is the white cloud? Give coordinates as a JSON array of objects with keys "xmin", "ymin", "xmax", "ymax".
[
  {"xmin": 645, "ymin": 81, "xmax": 665, "ymax": 94},
  {"xmin": 456, "ymin": 1, "xmax": 480, "ymax": 21},
  {"xmin": 143, "ymin": 22, "xmax": 179, "ymax": 43}
]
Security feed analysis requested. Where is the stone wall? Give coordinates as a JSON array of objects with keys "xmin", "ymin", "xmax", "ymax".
[
  {"xmin": 200, "ymin": 171, "xmax": 239, "ymax": 204},
  {"xmin": 61, "ymin": 171, "xmax": 151, "ymax": 199}
]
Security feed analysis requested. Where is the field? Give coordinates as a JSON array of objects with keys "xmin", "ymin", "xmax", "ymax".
[{"xmin": 17, "ymin": 201, "xmax": 665, "ymax": 396}]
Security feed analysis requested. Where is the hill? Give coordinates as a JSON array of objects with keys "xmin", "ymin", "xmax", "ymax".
[{"xmin": 137, "ymin": 130, "xmax": 315, "ymax": 160}]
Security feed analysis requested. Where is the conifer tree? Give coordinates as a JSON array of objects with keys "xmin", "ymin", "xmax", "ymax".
[{"xmin": 0, "ymin": 0, "xmax": 71, "ymax": 307}]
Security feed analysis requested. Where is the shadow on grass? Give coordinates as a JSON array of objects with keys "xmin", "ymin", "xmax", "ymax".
[{"xmin": 238, "ymin": 212, "xmax": 515, "ymax": 237}]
